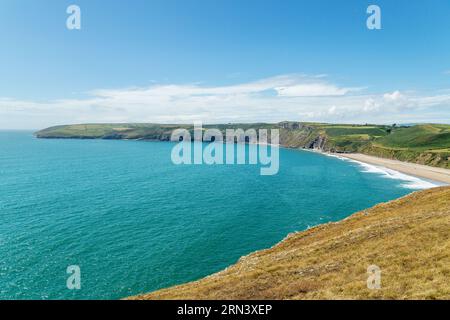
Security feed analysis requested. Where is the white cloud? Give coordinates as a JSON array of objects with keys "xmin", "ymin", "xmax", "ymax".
[
  {"xmin": 91, "ymin": 74, "xmax": 352, "ymax": 98},
  {"xmin": 383, "ymin": 90, "xmax": 404, "ymax": 101},
  {"xmin": 1, "ymin": 75, "xmax": 450, "ymax": 129},
  {"xmin": 275, "ymin": 83, "xmax": 353, "ymax": 97},
  {"xmin": 327, "ymin": 105, "xmax": 337, "ymax": 115}
]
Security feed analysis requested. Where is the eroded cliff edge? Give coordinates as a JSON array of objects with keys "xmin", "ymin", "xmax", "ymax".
[{"xmin": 129, "ymin": 187, "xmax": 450, "ymax": 300}]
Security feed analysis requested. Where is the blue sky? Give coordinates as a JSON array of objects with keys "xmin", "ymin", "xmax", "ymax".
[{"xmin": 1, "ymin": 0, "xmax": 450, "ymax": 129}]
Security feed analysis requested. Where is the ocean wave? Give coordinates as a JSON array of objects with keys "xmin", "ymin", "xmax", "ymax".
[{"xmin": 324, "ymin": 153, "xmax": 439, "ymax": 190}]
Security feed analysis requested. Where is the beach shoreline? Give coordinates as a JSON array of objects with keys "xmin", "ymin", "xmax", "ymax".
[{"xmin": 331, "ymin": 153, "xmax": 450, "ymax": 185}]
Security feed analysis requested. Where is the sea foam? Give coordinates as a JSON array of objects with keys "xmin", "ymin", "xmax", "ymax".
[{"xmin": 324, "ymin": 153, "xmax": 439, "ymax": 190}]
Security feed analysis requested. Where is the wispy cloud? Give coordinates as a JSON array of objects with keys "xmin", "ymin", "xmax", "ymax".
[
  {"xmin": 1, "ymin": 75, "xmax": 450, "ymax": 129},
  {"xmin": 91, "ymin": 74, "xmax": 355, "ymax": 98}
]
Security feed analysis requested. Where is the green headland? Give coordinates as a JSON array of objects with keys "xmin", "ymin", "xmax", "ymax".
[{"xmin": 36, "ymin": 122, "xmax": 450, "ymax": 168}]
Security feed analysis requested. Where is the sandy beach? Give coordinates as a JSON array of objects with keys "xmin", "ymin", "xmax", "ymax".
[{"xmin": 336, "ymin": 153, "xmax": 450, "ymax": 185}]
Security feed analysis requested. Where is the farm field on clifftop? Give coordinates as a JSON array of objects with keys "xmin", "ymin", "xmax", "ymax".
[{"xmin": 375, "ymin": 124, "xmax": 450, "ymax": 151}]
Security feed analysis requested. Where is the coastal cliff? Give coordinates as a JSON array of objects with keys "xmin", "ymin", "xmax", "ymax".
[
  {"xmin": 36, "ymin": 122, "xmax": 450, "ymax": 168},
  {"xmin": 130, "ymin": 187, "xmax": 450, "ymax": 300}
]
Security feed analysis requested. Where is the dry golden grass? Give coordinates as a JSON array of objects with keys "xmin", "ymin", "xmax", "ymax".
[{"xmin": 130, "ymin": 187, "xmax": 450, "ymax": 300}]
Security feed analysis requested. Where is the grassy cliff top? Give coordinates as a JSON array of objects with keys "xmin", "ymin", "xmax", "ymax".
[{"xmin": 130, "ymin": 186, "xmax": 450, "ymax": 300}]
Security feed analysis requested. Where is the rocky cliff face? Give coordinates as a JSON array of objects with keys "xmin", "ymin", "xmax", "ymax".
[
  {"xmin": 279, "ymin": 121, "xmax": 304, "ymax": 130},
  {"xmin": 306, "ymin": 135, "xmax": 327, "ymax": 150}
]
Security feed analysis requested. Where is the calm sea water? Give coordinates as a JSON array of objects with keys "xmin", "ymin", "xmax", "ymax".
[{"xmin": 0, "ymin": 131, "xmax": 435, "ymax": 299}]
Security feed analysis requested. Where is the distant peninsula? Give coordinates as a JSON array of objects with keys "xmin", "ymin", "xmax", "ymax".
[{"xmin": 36, "ymin": 122, "xmax": 450, "ymax": 169}]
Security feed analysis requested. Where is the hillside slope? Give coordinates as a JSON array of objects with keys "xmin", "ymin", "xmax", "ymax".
[
  {"xmin": 35, "ymin": 122, "xmax": 450, "ymax": 168},
  {"xmin": 359, "ymin": 125, "xmax": 450, "ymax": 168},
  {"xmin": 131, "ymin": 187, "xmax": 450, "ymax": 300}
]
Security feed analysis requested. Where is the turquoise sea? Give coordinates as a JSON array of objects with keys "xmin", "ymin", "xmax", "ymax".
[{"xmin": 0, "ymin": 131, "xmax": 437, "ymax": 299}]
